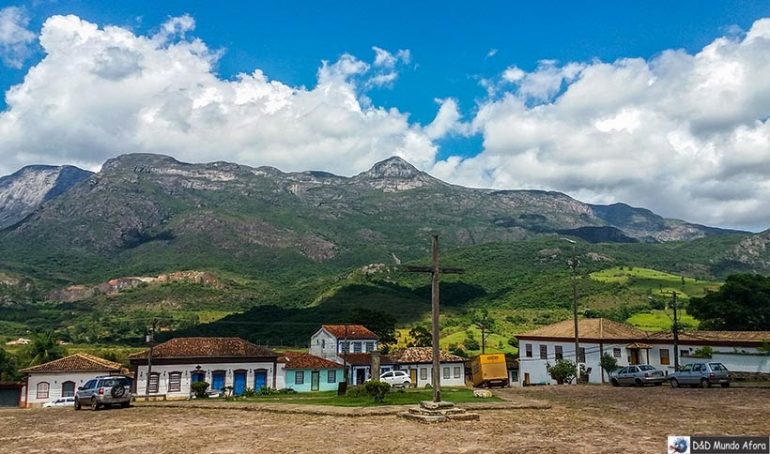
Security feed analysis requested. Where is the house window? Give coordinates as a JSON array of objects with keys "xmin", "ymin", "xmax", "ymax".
[
  {"xmin": 340, "ymin": 341, "xmax": 349, "ymax": 353},
  {"xmin": 555, "ymin": 345, "xmax": 563, "ymax": 360},
  {"xmin": 168, "ymin": 372, "xmax": 182, "ymax": 392},
  {"xmin": 443, "ymin": 367, "xmax": 450, "ymax": 379},
  {"xmin": 525, "ymin": 344, "xmax": 533, "ymax": 358},
  {"xmin": 539, "ymin": 345, "xmax": 548, "ymax": 360},
  {"xmin": 365, "ymin": 342, "xmax": 374, "ymax": 353},
  {"xmin": 61, "ymin": 381, "xmax": 76, "ymax": 398},
  {"xmin": 420, "ymin": 368, "xmax": 428, "ymax": 381},
  {"xmin": 578, "ymin": 347, "xmax": 586, "ymax": 363},
  {"xmin": 148, "ymin": 373, "xmax": 159, "ymax": 393},
  {"xmin": 681, "ymin": 350, "xmax": 690, "ymax": 357},
  {"xmin": 295, "ymin": 371, "xmax": 305, "ymax": 385},
  {"xmin": 454, "ymin": 366, "xmax": 462, "ymax": 378},
  {"xmin": 36, "ymin": 382, "xmax": 50, "ymax": 400},
  {"xmin": 613, "ymin": 348, "xmax": 621, "ymax": 358},
  {"xmin": 321, "ymin": 339, "xmax": 325, "ymax": 349},
  {"xmin": 353, "ymin": 342, "xmax": 362, "ymax": 353},
  {"xmin": 659, "ymin": 349, "xmax": 670, "ymax": 365},
  {"xmin": 327, "ymin": 370, "xmax": 336, "ymax": 383}
]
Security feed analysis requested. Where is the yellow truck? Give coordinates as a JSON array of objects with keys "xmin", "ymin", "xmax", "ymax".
[{"xmin": 470, "ymin": 353, "xmax": 509, "ymax": 388}]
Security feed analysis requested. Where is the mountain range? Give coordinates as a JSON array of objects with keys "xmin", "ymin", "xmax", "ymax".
[{"xmin": 1, "ymin": 153, "xmax": 769, "ymax": 347}]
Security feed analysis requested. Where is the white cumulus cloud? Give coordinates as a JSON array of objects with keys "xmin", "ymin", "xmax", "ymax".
[
  {"xmin": 0, "ymin": 15, "xmax": 437, "ymax": 177},
  {"xmin": 0, "ymin": 6, "xmax": 36, "ymax": 69},
  {"xmin": 432, "ymin": 18, "xmax": 770, "ymax": 231}
]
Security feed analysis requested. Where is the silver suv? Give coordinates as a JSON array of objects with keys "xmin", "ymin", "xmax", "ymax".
[
  {"xmin": 75, "ymin": 376, "xmax": 132, "ymax": 410},
  {"xmin": 669, "ymin": 362, "xmax": 731, "ymax": 388}
]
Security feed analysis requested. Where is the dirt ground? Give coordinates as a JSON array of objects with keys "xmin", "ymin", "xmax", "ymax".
[{"xmin": 1, "ymin": 386, "xmax": 769, "ymax": 453}]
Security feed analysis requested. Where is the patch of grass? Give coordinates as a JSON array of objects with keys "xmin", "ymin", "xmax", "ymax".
[
  {"xmin": 626, "ymin": 310, "xmax": 699, "ymax": 332},
  {"xmin": 590, "ymin": 266, "xmax": 720, "ymax": 301},
  {"xmin": 238, "ymin": 387, "xmax": 491, "ymax": 407}
]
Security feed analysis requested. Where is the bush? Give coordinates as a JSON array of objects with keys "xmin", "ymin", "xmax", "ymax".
[
  {"xmin": 191, "ymin": 381, "xmax": 209, "ymax": 398},
  {"xmin": 464, "ymin": 336, "xmax": 480, "ymax": 351},
  {"xmin": 507, "ymin": 336, "xmax": 519, "ymax": 348},
  {"xmin": 346, "ymin": 385, "xmax": 365, "ymax": 398},
  {"xmin": 546, "ymin": 359, "xmax": 577, "ymax": 384},
  {"xmin": 600, "ymin": 353, "xmax": 618, "ymax": 375},
  {"xmin": 364, "ymin": 381, "xmax": 391, "ymax": 403},
  {"xmin": 692, "ymin": 346, "xmax": 713, "ymax": 358},
  {"xmin": 242, "ymin": 387, "xmax": 257, "ymax": 398},
  {"xmin": 278, "ymin": 388, "xmax": 296, "ymax": 394},
  {"xmin": 258, "ymin": 387, "xmax": 279, "ymax": 396}
]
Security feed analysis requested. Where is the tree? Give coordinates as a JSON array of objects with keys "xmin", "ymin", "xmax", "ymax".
[
  {"xmin": 350, "ymin": 308, "xmax": 397, "ymax": 345},
  {"xmin": 0, "ymin": 348, "xmax": 19, "ymax": 381},
  {"xmin": 689, "ymin": 274, "xmax": 770, "ymax": 330},
  {"xmin": 23, "ymin": 331, "xmax": 67, "ymax": 367},
  {"xmin": 407, "ymin": 325, "xmax": 432, "ymax": 347},
  {"xmin": 546, "ymin": 359, "xmax": 577, "ymax": 384},
  {"xmin": 600, "ymin": 353, "xmax": 618, "ymax": 377},
  {"xmin": 463, "ymin": 334, "xmax": 480, "ymax": 351},
  {"xmin": 472, "ymin": 309, "xmax": 495, "ymax": 354}
]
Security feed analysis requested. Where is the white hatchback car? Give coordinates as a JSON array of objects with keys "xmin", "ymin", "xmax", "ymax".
[
  {"xmin": 43, "ymin": 397, "xmax": 75, "ymax": 408},
  {"xmin": 378, "ymin": 370, "xmax": 411, "ymax": 387}
]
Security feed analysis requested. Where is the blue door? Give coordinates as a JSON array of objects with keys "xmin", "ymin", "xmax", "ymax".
[
  {"xmin": 212, "ymin": 371, "xmax": 225, "ymax": 392},
  {"xmin": 254, "ymin": 370, "xmax": 267, "ymax": 391},
  {"xmin": 191, "ymin": 372, "xmax": 205, "ymax": 383},
  {"xmin": 233, "ymin": 371, "xmax": 247, "ymax": 396}
]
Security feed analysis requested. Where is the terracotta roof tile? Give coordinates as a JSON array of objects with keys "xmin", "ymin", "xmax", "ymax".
[
  {"xmin": 648, "ymin": 330, "xmax": 770, "ymax": 345},
  {"xmin": 280, "ymin": 353, "xmax": 343, "ymax": 370},
  {"xmin": 21, "ymin": 353, "xmax": 123, "ymax": 374},
  {"xmin": 322, "ymin": 325, "xmax": 378, "ymax": 340},
  {"xmin": 340, "ymin": 353, "xmax": 396, "ymax": 366},
  {"xmin": 128, "ymin": 337, "xmax": 277, "ymax": 360},
  {"xmin": 390, "ymin": 347, "xmax": 466, "ymax": 364},
  {"xmin": 517, "ymin": 318, "xmax": 647, "ymax": 341}
]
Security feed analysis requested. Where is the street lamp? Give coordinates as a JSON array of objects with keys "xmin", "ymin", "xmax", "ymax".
[{"xmin": 561, "ymin": 238, "xmax": 581, "ymax": 384}]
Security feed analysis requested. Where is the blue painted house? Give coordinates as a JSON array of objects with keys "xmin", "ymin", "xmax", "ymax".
[{"xmin": 279, "ymin": 353, "xmax": 344, "ymax": 392}]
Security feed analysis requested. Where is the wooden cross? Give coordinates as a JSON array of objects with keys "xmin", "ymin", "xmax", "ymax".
[{"xmin": 405, "ymin": 234, "xmax": 464, "ymax": 403}]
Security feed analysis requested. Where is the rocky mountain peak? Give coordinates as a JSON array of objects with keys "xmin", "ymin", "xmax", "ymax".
[
  {"xmin": 352, "ymin": 156, "xmax": 444, "ymax": 192},
  {"xmin": 101, "ymin": 153, "xmax": 182, "ymax": 173}
]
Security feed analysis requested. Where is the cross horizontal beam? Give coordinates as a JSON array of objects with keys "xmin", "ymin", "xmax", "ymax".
[{"xmin": 403, "ymin": 266, "xmax": 465, "ymax": 274}]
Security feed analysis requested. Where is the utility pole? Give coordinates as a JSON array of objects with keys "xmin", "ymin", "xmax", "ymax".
[
  {"xmin": 405, "ymin": 234, "xmax": 464, "ymax": 403},
  {"xmin": 561, "ymin": 238, "xmax": 580, "ymax": 384},
  {"xmin": 145, "ymin": 318, "xmax": 158, "ymax": 399},
  {"xmin": 672, "ymin": 291, "xmax": 680, "ymax": 371}
]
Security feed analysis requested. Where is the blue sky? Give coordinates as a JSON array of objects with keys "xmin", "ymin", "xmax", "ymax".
[{"xmin": 2, "ymin": 1, "xmax": 770, "ymax": 230}]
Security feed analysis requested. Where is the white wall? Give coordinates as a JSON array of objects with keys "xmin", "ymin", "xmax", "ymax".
[
  {"xmin": 26, "ymin": 372, "xmax": 104, "ymax": 407},
  {"xmin": 135, "ymin": 361, "xmax": 275, "ymax": 398},
  {"xmin": 518, "ymin": 339, "xmax": 770, "ymax": 385},
  {"xmin": 398, "ymin": 363, "xmax": 465, "ymax": 388},
  {"xmin": 309, "ymin": 330, "xmax": 338, "ymax": 361}
]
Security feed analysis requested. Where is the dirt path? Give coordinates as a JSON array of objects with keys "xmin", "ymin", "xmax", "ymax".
[{"xmin": 1, "ymin": 386, "xmax": 768, "ymax": 453}]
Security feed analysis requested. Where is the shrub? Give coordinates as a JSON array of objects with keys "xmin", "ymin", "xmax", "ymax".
[
  {"xmin": 364, "ymin": 381, "xmax": 391, "ymax": 403},
  {"xmin": 546, "ymin": 359, "xmax": 577, "ymax": 384},
  {"xmin": 191, "ymin": 381, "xmax": 209, "ymax": 399},
  {"xmin": 692, "ymin": 346, "xmax": 713, "ymax": 358},
  {"xmin": 258, "ymin": 387, "xmax": 280, "ymax": 396},
  {"xmin": 346, "ymin": 385, "xmax": 365, "ymax": 398},
  {"xmin": 278, "ymin": 388, "xmax": 296, "ymax": 394},
  {"xmin": 507, "ymin": 337, "xmax": 519, "ymax": 348},
  {"xmin": 242, "ymin": 387, "xmax": 257, "ymax": 398},
  {"xmin": 600, "ymin": 353, "xmax": 618, "ymax": 375},
  {"xmin": 464, "ymin": 336, "xmax": 480, "ymax": 351}
]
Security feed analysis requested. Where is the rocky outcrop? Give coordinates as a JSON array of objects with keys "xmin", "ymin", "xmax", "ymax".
[
  {"xmin": 0, "ymin": 165, "xmax": 92, "ymax": 229},
  {"xmin": 48, "ymin": 271, "xmax": 221, "ymax": 302}
]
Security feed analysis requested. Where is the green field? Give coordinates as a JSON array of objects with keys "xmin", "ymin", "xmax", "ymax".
[
  {"xmin": 236, "ymin": 387, "xmax": 493, "ymax": 407},
  {"xmin": 626, "ymin": 310, "xmax": 699, "ymax": 332},
  {"xmin": 590, "ymin": 266, "xmax": 720, "ymax": 301}
]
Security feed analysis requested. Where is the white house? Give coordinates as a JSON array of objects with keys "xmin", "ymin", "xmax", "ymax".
[
  {"xmin": 516, "ymin": 318, "xmax": 770, "ymax": 386},
  {"xmin": 129, "ymin": 337, "xmax": 278, "ymax": 399},
  {"xmin": 20, "ymin": 353, "xmax": 126, "ymax": 408},
  {"xmin": 390, "ymin": 347, "xmax": 467, "ymax": 388},
  {"xmin": 309, "ymin": 324, "xmax": 379, "ymax": 362}
]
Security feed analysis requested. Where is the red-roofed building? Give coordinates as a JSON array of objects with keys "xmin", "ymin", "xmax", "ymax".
[
  {"xmin": 128, "ymin": 337, "xmax": 278, "ymax": 399},
  {"xmin": 20, "ymin": 353, "xmax": 127, "ymax": 408},
  {"xmin": 309, "ymin": 325, "xmax": 382, "ymax": 385},
  {"xmin": 276, "ymin": 352, "xmax": 344, "ymax": 392}
]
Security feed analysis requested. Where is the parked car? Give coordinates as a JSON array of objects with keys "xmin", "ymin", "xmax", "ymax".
[
  {"xmin": 374, "ymin": 370, "xmax": 411, "ymax": 387},
  {"xmin": 43, "ymin": 397, "xmax": 75, "ymax": 408},
  {"xmin": 75, "ymin": 375, "xmax": 132, "ymax": 410},
  {"xmin": 610, "ymin": 365, "xmax": 666, "ymax": 387},
  {"xmin": 669, "ymin": 362, "xmax": 731, "ymax": 388}
]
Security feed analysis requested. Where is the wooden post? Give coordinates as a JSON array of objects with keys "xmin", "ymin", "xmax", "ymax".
[{"xmin": 404, "ymin": 234, "xmax": 464, "ymax": 403}]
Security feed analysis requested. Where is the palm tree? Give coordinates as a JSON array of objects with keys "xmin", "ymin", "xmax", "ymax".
[{"xmin": 24, "ymin": 331, "xmax": 67, "ymax": 367}]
